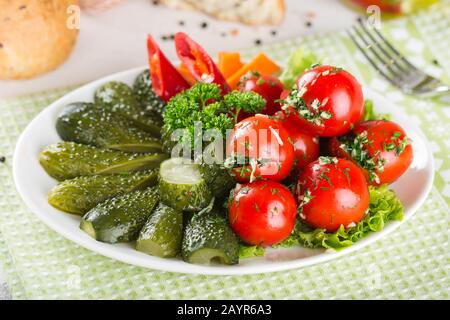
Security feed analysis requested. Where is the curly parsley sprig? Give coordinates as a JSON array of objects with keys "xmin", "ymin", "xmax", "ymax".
[{"xmin": 162, "ymin": 83, "xmax": 266, "ymax": 152}]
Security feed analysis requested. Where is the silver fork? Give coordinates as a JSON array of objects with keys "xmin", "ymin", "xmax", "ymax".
[{"xmin": 347, "ymin": 19, "xmax": 450, "ymax": 97}]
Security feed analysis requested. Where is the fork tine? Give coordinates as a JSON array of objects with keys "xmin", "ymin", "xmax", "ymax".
[
  {"xmin": 370, "ymin": 25, "xmax": 421, "ymax": 73},
  {"xmin": 347, "ymin": 28, "xmax": 399, "ymax": 87},
  {"xmin": 350, "ymin": 25, "xmax": 404, "ymax": 82},
  {"xmin": 356, "ymin": 20, "xmax": 412, "ymax": 75}
]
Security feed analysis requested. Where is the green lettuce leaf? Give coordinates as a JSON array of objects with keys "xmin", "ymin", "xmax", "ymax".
[
  {"xmin": 275, "ymin": 185, "xmax": 404, "ymax": 250},
  {"xmin": 279, "ymin": 48, "xmax": 319, "ymax": 88},
  {"xmin": 363, "ymin": 99, "xmax": 392, "ymax": 121},
  {"xmin": 239, "ymin": 245, "xmax": 265, "ymax": 259}
]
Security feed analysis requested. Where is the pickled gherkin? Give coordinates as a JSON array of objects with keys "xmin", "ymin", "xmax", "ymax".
[
  {"xmin": 133, "ymin": 69, "xmax": 165, "ymax": 120},
  {"xmin": 56, "ymin": 102, "xmax": 162, "ymax": 153},
  {"xmin": 159, "ymin": 158, "xmax": 213, "ymax": 212},
  {"xmin": 199, "ymin": 162, "xmax": 235, "ymax": 199},
  {"xmin": 182, "ymin": 209, "xmax": 239, "ymax": 265},
  {"xmin": 136, "ymin": 203, "xmax": 183, "ymax": 257},
  {"xmin": 48, "ymin": 170, "xmax": 159, "ymax": 215},
  {"xmin": 80, "ymin": 187, "xmax": 159, "ymax": 243},
  {"xmin": 94, "ymin": 81, "xmax": 161, "ymax": 137},
  {"xmin": 39, "ymin": 141, "xmax": 167, "ymax": 181}
]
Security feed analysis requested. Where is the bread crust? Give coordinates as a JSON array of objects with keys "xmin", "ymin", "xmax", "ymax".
[{"xmin": 0, "ymin": 0, "xmax": 79, "ymax": 80}]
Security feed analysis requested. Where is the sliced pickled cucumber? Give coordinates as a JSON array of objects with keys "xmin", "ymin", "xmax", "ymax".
[
  {"xmin": 136, "ymin": 203, "xmax": 183, "ymax": 257},
  {"xmin": 94, "ymin": 81, "xmax": 161, "ymax": 137},
  {"xmin": 182, "ymin": 210, "xmax": 239, "ymax": 265},
  {"xmin": 159, "ymin": 158, "xmax": 213, "ymax": 212},
  {"xmin": 80, "ymin": 187, "xmax": 159, "ymax": 243},
  {"xmin": 133, "ymin": 69, "xmax": 165, "ymax": 120},
  {"xmin": 56, "ymin": 102, "xmax": 162, "ymax": 153},
  {"xmin": 199, "ymin": 163, "xmax": 235, "ymax": 199},
  {"xmin": 39, "ymin": 142, "xmax": 167, "ymax": 181},
  {"xmin": 48, "ymin": 170, "xmax": 158, "ymax": 215}
]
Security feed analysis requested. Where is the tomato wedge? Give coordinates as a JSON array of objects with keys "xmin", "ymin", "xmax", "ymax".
[
  {"xmin": 174, "ymin": 32, "xmax": 230, "ymax": 94},
  {"xmin": 146, "ymin": 35, "xmax": 190, "ymax": 102}
]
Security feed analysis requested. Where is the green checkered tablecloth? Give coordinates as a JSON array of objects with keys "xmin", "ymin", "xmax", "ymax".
[{"xmin": 0, "ymin": 3, "xmax": 449, "ymax": 300}]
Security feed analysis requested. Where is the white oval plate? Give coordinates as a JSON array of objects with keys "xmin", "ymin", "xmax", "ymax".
[{"xmin": 13, "ymin": 66, "xmax": 434, "ymax": 275}]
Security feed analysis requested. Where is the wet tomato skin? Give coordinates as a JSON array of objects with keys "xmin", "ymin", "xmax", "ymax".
[
  {"xmin": 297, "ymin": 158, "xmax": 369, "ymax": 232},
  {"xmin": 227, "ymin": 115, "xmax": 295, "ymax": 183},
  {"xmin": 328, "ymin": 120, "xmax": 413, "ymax": 185},
  {"xmin": 237, "ymin": 73, "xmax": 284, "ymax": 119},
  {"xmin": 288, "ymin": 65, "xmax": 364, "ymax": 137},
  {"xmin": 228, "ymin": 180, "xmax": 298, "ymax": 246},
  {"xmin": 274, "ymin": 111, "xmax": 320, "ymax": 170}
]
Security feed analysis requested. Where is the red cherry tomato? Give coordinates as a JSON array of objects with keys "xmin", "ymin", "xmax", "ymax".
[
  {"xmin": 297, "ymin": 157, "xmax": 369, "ymax": 232},
  {"xmin": 228, "ymin": 180, "xmax": 298, "ymax": 246},
  {"xmin": 226, "ymin": 115, "xmax": 295, "ymax": 183},
  {"xmin": 283, "ymin": 65, "xmax": 364, "ymax": 137},
  {"xmin": 237, "ymin": 72, "xmax": 284, "ymax": 118},
  {"xmin": 328, "ymin": 120, "xmax": 413, "ymax": 185},
  {"xmin": 274, "ymin": 111, "xmax": 319, "ymax": 170}
]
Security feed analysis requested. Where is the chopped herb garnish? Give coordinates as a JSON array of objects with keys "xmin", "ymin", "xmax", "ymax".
[
  {"xmin": 343, "ymin": 167, "xmax": 351, "ymax": 185},
  {"xmin": 339, "ymin": 131, "xmax": 385, "ymax": 183},
  {"xmin": 240, "ymin": 186, "xmax": 251, "ymax": 194},
  {"xmin": 318, "ymin": 168, "xmax": 333, "ymax": 186},
  {"xmin": 318, "ymin": 156, "xmax": 338, "ymax": 165},
  {"xmin": 256, "ymin": 77, "xmax": 265, "ymax": 86},
  {"xmin": 281, "ymin": 88, "xmax": 333, "ymax": 126},
  {"xmin": 297, "ymin": 188, "xmax": 313, "ymax": 215},
  {"xmin": 270, "ymin": 188, "xmax": 279, "ymax": 195},
  {"xmin": 392, "ymin": 131, "xmax": 401, "ymax": 139}
]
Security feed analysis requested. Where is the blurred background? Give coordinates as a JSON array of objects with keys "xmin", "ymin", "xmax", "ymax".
[{"xmin": 0, "ymin": 0, "xmax": 439, "ymax": 97}]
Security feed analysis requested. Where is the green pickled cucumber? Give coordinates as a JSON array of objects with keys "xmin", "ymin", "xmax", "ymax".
[
  {"xmin": 48, "ymin": 170, "xmax": 158, "ymax": 215},
  {"xmin": 136, "ymin": 203, "xmax": 183, "ymax": 257},
  {"xmin": 199, "ymin": 162, "xmax": 235, "ymax": 199},
  {"xmin": 56, "ymin": 102, "xmax": 162, "ymax": 153},
  {"xmin": 39, "ymin": 142, "xmax": 167, "ymax": 181},
  {"xmin": 182, "ymin": 210, "xmax": 239, "ymax": 265},
  {"xmin": 80, "ymin": 187, "xmax": 159, "ymax": 243},
  {"xmin": 159, "ymin": 158, "xmax": 213, "ymax": 212},
  {"xmin": 133, "ymin": 69, "xmax": 164, "ymax": 120},
  {"xmin": 94, "ymin": 81, "xmax": 161, "ymax": 137}
]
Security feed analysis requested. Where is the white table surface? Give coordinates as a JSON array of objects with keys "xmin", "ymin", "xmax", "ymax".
[{"xmin": 0, "ymin": 0, "xmax": 359, "ymax": 98}]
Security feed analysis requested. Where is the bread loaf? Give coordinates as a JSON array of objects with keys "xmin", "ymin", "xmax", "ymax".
[
  {"xmin": 160, "ymin": 0, "xmax": 286, "ymax": 25},
  {"xmin": 0, "ymin": 0, "xmax": 79, "ymax": 80}
]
